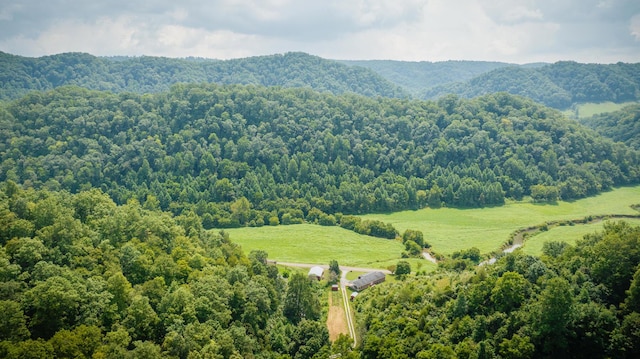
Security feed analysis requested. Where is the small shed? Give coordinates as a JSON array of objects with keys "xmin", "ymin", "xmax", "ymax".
[
  {"xmin": 350, "ymin": 292, "xmax": 359, "ymax": 301},
  {"xmin": 331, "ymin": 284, "xmax": 339, "ymax": 291},
  {"xmin": 308, "ymin": 266, "xmax": 324, "ymax": 280},
  {"xmin": 349, "ymin": 271, "xmax": 386, "ymax": 291}
]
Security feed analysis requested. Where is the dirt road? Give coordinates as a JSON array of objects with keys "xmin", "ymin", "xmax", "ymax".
[{"xmin": 276, "ymin": 261, "xmax": 388, "ymax": 347}]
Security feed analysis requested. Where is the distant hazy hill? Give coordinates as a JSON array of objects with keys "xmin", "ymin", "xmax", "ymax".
[
  {"xmin": 423, "ymin": 61, "xmax": 640, "ymax": 109},
  {"xmin": 0, "ymin": 51, "xmax": 408, "ymax": 100},
  {"xmin": 338, "ymin": 59, "xmax": 514, "ymax": 94}
]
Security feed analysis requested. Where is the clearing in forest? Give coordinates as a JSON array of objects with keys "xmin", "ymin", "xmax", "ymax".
[
  {"xmin": 521, "ymin": 218, "xmax": 640, "ymax": 256},
  {"xmin": 361, "ymin": 185, "xmax": 640, "ymax": 255},
  {"xmin": 222, "ymin": 186, "xmax": 640, "ymax": 262}
]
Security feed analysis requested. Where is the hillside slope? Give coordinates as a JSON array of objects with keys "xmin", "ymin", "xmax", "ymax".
[
  {"xmin": 580, "ymin": 104, "xmax": 640, "ymax": 149},
  {"xmin": 1, "ymin": 85, "xmax": 638, "ymax": 226},
  {"xmin": 424, "ymin": 61, "xmax": 640, "ymax": 109}
]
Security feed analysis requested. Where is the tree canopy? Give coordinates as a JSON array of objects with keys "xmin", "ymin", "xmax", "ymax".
[{"xmin": 0, "ymin": 183, "xmax": 332, "ymax": 358}]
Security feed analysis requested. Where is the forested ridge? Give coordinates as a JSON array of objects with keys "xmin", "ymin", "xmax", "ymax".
[
  {"xmin": 423, "ymin": 61, "xmax": 640, "ymax": 109},
  {"xmin": 2, "ymin": 85, "xmax": 639, "ymax": 229},
  {"xmin": 0, "ymin": 51, "xmax": 407, "ymax": 100},
  {"xmin": 4, "ymin": 51, "xmax": 640, "ymax": 112}
]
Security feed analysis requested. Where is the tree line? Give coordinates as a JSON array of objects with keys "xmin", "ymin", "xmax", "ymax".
[{"xmin": 1, "ymin": 85, "xmax": 638, "ymax": 228}]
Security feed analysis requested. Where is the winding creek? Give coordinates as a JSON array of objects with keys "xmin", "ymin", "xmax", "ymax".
[{"xmin": 480, "ymin": 212, "xmax": 640, "ymax": 265}]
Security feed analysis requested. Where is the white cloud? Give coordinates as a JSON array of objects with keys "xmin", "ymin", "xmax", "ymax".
[
  {"xmin": 478, "ymin": 0, "xmax": 543, "ymax": 24},
  {"xmin": 0, "ymin": 0, "xmax": 638, "ymax": 63},
  {"xmin": 631, "ymin": 14, "xmax": 640, "ymax": 40},
  {"xmin": 0, "ymin": 16, "xmax": 140, "ymax": 56},
  {"xmin": 0, "ymin": 3, "xmax": 24, "ymax": 21},
  {"xmin": 154, "ymin": 26, "xmax": 268, "ymax": 59}
]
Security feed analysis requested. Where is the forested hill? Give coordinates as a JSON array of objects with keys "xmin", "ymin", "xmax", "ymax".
[
  {"xmin": 581, "ymin": 104, "xmax": 640, "ymax": 149},
  {"xmin": 1, "ymin": 85, "xmax": 638, "ymax": 227},
  {"xmin": 0, "ymin": 51, "xmax": 407, "ymax": 100},
  {"xmin": 338, "ymin": 59, "xmax": 514, "ymax": 95},
  {"xmin": 423, "ymin": 61, "xmax": 640, "ymax": 109}
]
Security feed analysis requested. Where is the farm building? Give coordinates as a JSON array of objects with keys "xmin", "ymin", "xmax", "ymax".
[
  {"xmin": 349, "ymin": 271, "xmax": 386, "ymax": 291},
  {"xmin": 308, "ymin": 266, "xmax": 324, "ymax": 280},
  {"xmin": 350, "ymin": 292, "xmax": 358, "ymax": 301}
]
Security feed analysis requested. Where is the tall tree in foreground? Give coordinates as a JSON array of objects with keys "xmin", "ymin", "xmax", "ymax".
[
  {"xmin": 283, "ymin": 272, "xmax": 320, "ymax": 325},
  {"xmin": 531, "ymin": 276, "xmax": 574, "ymax": 356}
]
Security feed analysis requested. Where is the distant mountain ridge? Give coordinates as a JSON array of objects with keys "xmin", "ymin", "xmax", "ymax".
[
  {"xmin": 420, "ymin": 61, "xmax": 640, "ymax": 109},
  {"xmin": 0, "ymin": 51, "xmax": 408, "ymax": 100},
  {"xmin": 337, "ymin": 59, "xmax": 518, "ymax": 94},
  {"xmin": 2, "ymin": 51, "xmax": 639, "ymax": 109},
  {"xmin": 338, "ymin": 59, "xmax": 640, "ymax": 109}
]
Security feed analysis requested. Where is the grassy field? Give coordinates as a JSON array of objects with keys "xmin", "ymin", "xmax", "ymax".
[
  {"xmin": 222, "ymin": 186, "xmax": 639, "ymax": 266},
  {"xmin": 521, "ymin": 218, "xmax": 640, "ymax": 256},
  {"xmin": 361, "ymin": 186, "xmax": 640, "ymax": 256},
  {"xmin": 224, "ymin": 224, "xmax": 406, "ymax": 268},
  {"xmin": 563, "ymin": 101, "xmax": 638, "ymax": 119}
]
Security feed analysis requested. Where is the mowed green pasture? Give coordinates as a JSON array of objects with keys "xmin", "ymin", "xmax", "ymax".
[
  {"xmin": 223, "ymin": 224, "xmax": 411, "ymax": 269},
  {"xmin": 223, "ymin": 186, "xmax": 639, "ymax": 266},
  {"xmin": 361, "ymin": 186, "xmax": 640, "ymax": 256},
  {"xmin": 564, "ymin": 101, "xmax": 639, "ymax": 119},
  {"xmin": 521, "ymin": 218, "xmax": 640, "ymax": 257}
]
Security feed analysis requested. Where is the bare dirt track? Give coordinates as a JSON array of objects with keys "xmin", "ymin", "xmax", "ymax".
[{"xmin": 327, "ymin": 293, "xmax": 348, "ymax": 341}]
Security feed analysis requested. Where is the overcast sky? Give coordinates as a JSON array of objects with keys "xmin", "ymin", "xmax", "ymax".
[{"xmin": 1, "ymin": 0, "xmax": 639, "ymax": 63}]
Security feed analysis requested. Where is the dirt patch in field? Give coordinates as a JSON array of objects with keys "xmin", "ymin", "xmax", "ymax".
[{"xmin": 327, "ymin": 292, "xmax": 348, "ymax": 341}]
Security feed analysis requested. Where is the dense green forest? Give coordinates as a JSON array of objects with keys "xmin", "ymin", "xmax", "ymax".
[
  {"xmin": 424, "ymin": 61, "xmax": 640, "ymax": 109},
  {"xmin": 2, "ymin": 183, "xmax": 639, "ymax": 358},
  {"xmin": 338, "ymin": 60, "xmax": 514, "ymax": 95},
  {"xmin": 581, "ymin": 104, "xmax": 640, "ymax": 150},
  {"xmin": 1, "ymin": 85, "xmax": 638, "ymax": 229},
  {"xmin": 0, "ymin": 183, "xmax": 338, "ymax": 358},
  {"xmin": 0, "ymin": 52, "xmax": 407, "ymax": 100},
  {"xmin": 355, "ymin": 220, "xmax": 640, "ymax": 358}
]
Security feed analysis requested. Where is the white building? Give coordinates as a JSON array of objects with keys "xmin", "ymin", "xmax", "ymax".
[{"xmin": 308, "ymin": 266, "xmax": 324, "ymax": 280}]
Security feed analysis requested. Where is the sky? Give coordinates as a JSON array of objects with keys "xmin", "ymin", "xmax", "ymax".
[{"xmin": 1, "ymin": 0, "xmax": 639, "ymax": 64}]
